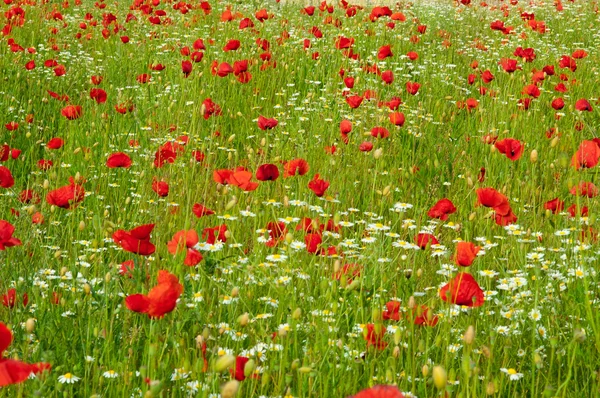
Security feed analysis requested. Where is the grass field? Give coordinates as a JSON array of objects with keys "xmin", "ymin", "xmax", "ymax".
[{"xmin": 1, "ymin": 0, "xmax": 600, "ymax": 397}]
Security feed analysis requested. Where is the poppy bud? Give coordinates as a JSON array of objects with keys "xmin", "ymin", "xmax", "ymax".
[
  {"xmin": 292, "ymin": 308, "xmax": 302, "ymax": 320},
  {"xmin": 215, "ymin": 354, "xmax": 236, "ymax": 373},
  {"xmin": 392, "ymin": 346, "xmax": 400, "ymax": 358},
  {"xmin": 374, "ymin": 148, "xmax": 383, "ymax": 159},
  {"xmin": 228, "ymin": 134, "xmax": 235, "ymax": 143},
  {"xmin": 83, "ymin": 283, "xmax": 91, "ymax": 295},
  {"xmin": 408, "ymin": 296, "xmax": 416, "ymax": 309},
  {"xmin": 104, "ymin": 272, "xmax": 111, "ymax": 283},
  {"xmin": 486, "ymin": 381, "xmax": 496, "ymax": 395},
  {"xmin": 422, "ymin": 364, "xmax": 429, "ymax": 377},
  {"xmin": 244, "ymin": 359, "xmax": 256, "ymax": 377},
  {"xmin": 220, "ymin": 380, "xmax": 240, "ymax": 398},
  {"xmin": 432, "ymin": 365, "xmax": 447, "ymax": 390},
  {"xmin": 372, "ymin": 308, "xmax": 382, "ymax": 321},
  {"xmin": 469, "ymin": 212, "xmax": 476, "ymax": 221},
  {"xmin": 79, "ymin": 221, "xmax": 85, "ymax": 231},
  {"xmin": 43, "ymin": 179, "xmax": 49, "ymax": 189},
  {"xmin": 283, "ymin": 196, "xmax": 289, "ymax": 207},
  {"xmin": 237, "ymin": 313, "xmax": 249, "ymax": 326},
  {"xmin": 551, "ymin": 136, "xmax": 559, "ymax": 148},
  {"xmin": 417, "ymin": 268, "xmax": 423, "ymax": 278},
  {"xmin": 285, "ymin": 233, "xmax": 294, "ymax": 243},
  {"xmin": 26, "ymin": 318, "xmax": 35, "ymax": 333},
  {"xmin": 530, "ymin": 149, "xmax": 538, "ymax": 163},
  {"xmin": 463, "ymin": 325, "xmax": 475, "ymax": 345},
  {"xmin": 382, "ymin": 185, "xmax": 391, "ymax": 196}
]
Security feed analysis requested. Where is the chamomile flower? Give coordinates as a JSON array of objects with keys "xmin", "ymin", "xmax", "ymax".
[
  {"xmin": 103, "ymin": 370, "xmax": 119, "ymax": 379},
  {"xmin": 58, "ymin": 373, "xmax": 80, "ymax": 384},
  {"xmin": 500, "ymin": 368, "xmax": 524, "ymax": 380}
]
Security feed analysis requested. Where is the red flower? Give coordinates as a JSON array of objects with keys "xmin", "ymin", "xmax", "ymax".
[
  {"xmin": 228, "ymin": 170, "xmax": 259, "ymax": 191},
  {"xmin": 494, "ymin": 138, "xmax": 524, "ymax": 161},
  {"xmin": 137, "ymin": 74, "xmax": 151, "ymax": 83},
  {"xmin": 414, "ymin": 233, "xmax": 438, "ymax": 249},
  {"xmin": 0, "ymin": 166, "xmax": 14, "ymax": 188},
  {"xmin": 192, "ymin": 203, "xmax": 214, "ymax": 218},
  {"xmin": 346, "ymin": 95, "xmax": 363, "ymax": 109},
  {"xmin": 568, "ymin": 204, "xmax": 588, "ymax": 218},
  {"xmin": 151, "ymin": 178, "xmax": 169, "ymax": 197},
  {"xmin": 551, "ymin": 98, "xmax": 565, "ymax": 110},
  {"xmin": 0, "ymin": 220, "xmax": 21, "ymax": 250},
  {"xmin": 46, "ymin": 177, "xmax": 85, "ymax": 209},
  {"xmin": 106, "ymin": 152, "xmax": 132, "ymax": 168},
  {"xmin": 231, "ymin": 356, "xmax": 258, "ymax": 381},
  {"xmin": 202, "ymin": 98, "xmax": 222, "ymax": 119},
  {"xmin": 19, "ymin": 190, "xmax": 40, "ymax": 204},
  {"xmin": 47, "ymin": 137, "xmax": 64, "ymax": 149},
  {"xmin": 265, "ymin": 221, "xmax": 286, "ymax": 247},
  {"xmin": 119, "ymin": 260, "xmax": 135, "ymax": 278},
  {"xmin": 359, "ymin": 142, "xmax": 373, "ymax": 152},
  {"xmin": 4, "ymin": 122, "xmax": 18, "ymax": 131},
  {"xmin": 90, "ymin": 88, "xmax": 107, "ymax": 104},
  {"xmin": 257, "ymin": 115, "xmax": 278, "ymax": 130},
  {"xmin": 427, "ymin": 198, "xmax": 456, "ymax": 221},
  {"xmin": 440, "ymin": 272, "xmax": 484, "ymax": 307},
  {"xmin": 499, "ymin": 58, "xmax": 520, "ymax": 73},
  {"xmin": 476, "ymin": 187, "xmax": 511, "ymax": 216},
  {"xmin": 37, "ymin": 159, "xmax": 53, "ymax": 171},
  {"xmin": 60, "ymin": 105, "xmax": 82, "ymax": 120},
  {"xmin": 181, "ymin": 60, "xmax": 192, "ymax": 77},
  {"xmin": 352, "ymin": 385, "xmax": 405, "ymax": 398},
  {"xmin": 455, "ymin": 241, "xmax": 480, "ymax": 267},
  {"xmin": 256, "ymin": 164, "xmax": 279, "ymax": 181},
  {"xmin": 370, "ymin": 126, "xmax": 389, "ymax": 139},
  {"xmin": 570, "ymin": 182, "xmax": 598, "ymax": 198},
  {"xmin": 575, "ymin": 99, "xmax": 593, "ymax": 112},
  {"xmin": 389, "ymin": 112, "xmax": 405, "ymax": 126},
  {"xmin": 202, "ymin": 224, "xmax": 228, "ymax": 244},
  {"xmin": 223, "ymin": 39, "xmax": 241, "ymax": 51},
  {"xmin": 113, "ymin": 224, "xmax": 156, "ymax": 256},
  {"xmin": 382, "ymin": 301, "xmax": 401, "ymax": 321},
  {"xmin": 125, "ymin": 270, "xmax": 183, "ymax": 318},
  {"xmin": 405, "ymin": 81, "xmax": 420, "ymax": 95},
  {"xmin": 0, "ymin": 323, "xmax": 51, "ymax": 386},
  {"xmin": 305, "ymin": 233, "xmax": 322, "ymax": 254},
  {"xmin": 167, "ymin": 230, "xmax": 203, "ymax": 266},
  {"xmin": 544, "ymin": 198, "xmax": 564, "ymax": 214},
  {"xmin": 364, "ymin": 323, "xmax": 387, "ymax": 350},
  {"xmin": 307, "ymin": 174, "xmax": 330, "ymax": 197},
  {"xmin": 381, "ymin": 70, "xmax": 393, "ymax": 85},
  {"xmin": 2, "ymin": 288, "xmax": 28, "ymax": 308},
  {"xmin": 413, "ymin": 305, "xmax": 438, "ymax": 326},
  {"xmin": 283, "ymin": 158, "xmax": 309, "ymax": 178}
]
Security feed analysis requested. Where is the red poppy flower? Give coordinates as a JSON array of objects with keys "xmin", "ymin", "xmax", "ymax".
[
  {"xmin": 346, "ymin": 95, "xmax": 363, "ymax": 109},
  {"xmin": 544, "ymin": 198, "xmax": 564, "ymax": 214},
  {"xmin": 522, "ymin": 84, "xmax": 540, "ymax": 98},
  {"xmin": 499, "ymin": 58, "xmax": 520, "ymax": 73},
  {"xmin": 494, "ymin": 138, "xmax": 524, "ymax": 161},
  {"xmin": 0, "ymin": 167, "xmax": 14, "ymax": 189},
  {"xmin": 256, "ymin": 164, "xmax": 279, "ymax": 181},
  {"xmin": 551, "ymin": 98, "xmax": 565, "ymax": 110},
  {"xmin": 202, "ymin": 98, "xmax": 222, "ymax": 119},
  {"xmin": 305, "ymin": 233, "xmax": 322, "ymax": 254},
  {"xmin": 308, "ymin": 174, "xmax": 330, "ymax": 197},
  {"xmin": 119, "ymin": 260, "xmax": 135, "ymax": 278},
  {"xmin": 46, "ymin": 177, "xmax": 85, "ymax": 209},
  {"xmin": 413, "ymin": 305, "xmax": 439, "ymax": 326},
  {"xmin": 283, "ymin": 158, "xmax": 309, "ymax": 178},
  {"xmin": 106, "ymin": 152, "xmax": 132, "ymax": 168},
  {"xmin": 335, "ymin": 36, "xmax": 354, "ymax": 49},
  {"xmin": 405, "ymin": 81, "xmax": 420, "ymax": 95},
  {"xmin": 151, "ymin": 178, "xmax": 169, "ymax": 197},
  {"xmin": 61, "ymin": 105, "xmax": 82, "ymax": 120},
  {"xmin": 0, "ymin": 220, "xmax": 21, "ymax": 250},
  {"xmin": 427, "ymin": 198, "xmax": 456, "ymax": 221},
  {"xmin": 568, "ymin": 204, "xmax": 588, "ymax": 218},
  {"xmin": 113, "ymin": 224, "xmax": 156, "ymax": 256},
  {"xmin": 455, "ymin": 241, "xmax": 480, "ymax": 267},
  {"xmin": 265, "ymin": 221, "xmax": 286, "ymax": 248},
  {"xmin": 90, "ymin": 88, "xmax": 107, "ymax": 104},
  {"xmin": 572, "ymin": 49, "xmax": 588, "ymax": 59},
  {"xmin": 257, "ymin": 115, "xmax": 278, "ymax": 130},
  {"xmin": 2, "ymin": 288, "xmax": 28, "ymax": 308},
  {"xmin": 5, "ymin": 122, "xmax": 18, "ymax": 131},
  {"xmin": 0, "ymin": 322, "xmax": 51, "ymax": 386},
  {"xmin": 414, "ymin": 233, "xmax": 438, "ymax": 249},
  {"xmin": 476, "ymin": 187, "xmax": 511, "ymax": 216},
  {"xmin": 572, "ymin": 140, "xmax": 600, "ymax": 170},
  {"xmin": 167, "ymin": 230, "xmax": 203, "ymax": 266},
  {"xmin": 223, "ymin": 39, "xmax": 240, "ymax": 51},
  {"xmin": 575, "ymin": 99, "xmax": 593, "ymax": 112},
  {"xmin": 182, "ymin": 60, "xmax": 192, "ymax": 77},
  {"xmin": 47, "ymin": 137, "xmax": 64, "ymax": 149},
  {"xmin": 439, "ymin": 272, "xmax": 484, "ymax": 307},
  {"xmin": 229, "ymin": 170, "xmax": 259, "ymax": 191},
  {"xmin": 202, "ymin": 224, "xmax": 228, "ymax": 244},
  {"xmin": 19, "ymin": 190, "xmax": 40, "ymax": 204},
  {"xmin": 125, "ymin": 270, "xmax": 183, "ymax": 318},
  {"xmin": 352, "ymin": 385, "xmax": 405, "ymax": 398},
  {"xmin": 388, "ymin": 112, "xmax": 405, "ymax": 126},
  {"xmin": 382, "ymin": 301, "xmax": 401, "ymax": 321},
  {"xmin": 481, "ymin": 70, "xmax": 494, "ymax": 83},
  {"xmin": 359, "ymin": 142, "xmax": 373, "ymax": 152},
  {"xmin": 495, "ymin": 210, "xmax": 518, "ymax": 226},
  {"xmin": 364, "ymin": 323, "xmax": 387, "ymax": 350},
  {"xmin": 570, "ymin": 182, "xmax": 598, "ymax": 198},
  {"xmin": 370, "ymin": 126, "xmax": 389, "ymax": 139},
  {"xmin": 192, "ymin": 203, "xmax": 214, "ymax": 218},
  {"xmin": 381, "ymin": 70, "xmax": 393, "ymax": 85}
]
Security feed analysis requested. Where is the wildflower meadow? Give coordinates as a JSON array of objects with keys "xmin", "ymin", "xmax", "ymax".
[{"xmin": 1, "ymin": 0, "xmax": 600, "ymax": 396}]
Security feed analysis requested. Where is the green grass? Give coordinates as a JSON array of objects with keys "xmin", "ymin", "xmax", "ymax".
[{"xmin": 1, "ymin": 0, "xmax": 600, "ymax": 396}]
